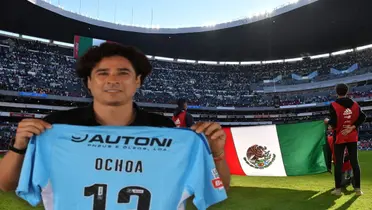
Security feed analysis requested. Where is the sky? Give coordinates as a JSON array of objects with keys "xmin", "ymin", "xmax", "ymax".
[{"xmin": 48, "ymin": 0, "xmax": 297, "ymax": 28}]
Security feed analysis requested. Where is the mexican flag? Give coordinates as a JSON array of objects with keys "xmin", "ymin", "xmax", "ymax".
[
  {"xmin": 73, "ymin": 36, "xmax": 110, "ymax": 58},
  {"xmin": 223, "ymin": 121, "xmax": 328, "ymax": 176}
]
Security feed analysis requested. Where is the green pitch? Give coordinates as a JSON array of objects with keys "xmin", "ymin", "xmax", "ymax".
[{"xmin": 0, "ymin": 152, "xmax": 371, "ymax": 210}]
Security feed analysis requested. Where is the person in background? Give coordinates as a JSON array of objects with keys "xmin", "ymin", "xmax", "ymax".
[
  {"xmin": 324, "ymin": 83, "xmax": 366, "ymax": 196},
  {"xmin": 172, "ymin": 98, "xmax": 194, "ymax": 128}
]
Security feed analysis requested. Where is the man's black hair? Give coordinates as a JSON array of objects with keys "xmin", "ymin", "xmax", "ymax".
[
  {"xmin": 336, "ymin": 83, "xmax": 349, "ymax": 96},
  {"xmin": 177, "ymin": 98, "xmax": 187, "ymax": 108},
  {"xmin": 76, "ymin": 42, "xmax": 152, "ymax": 88}
]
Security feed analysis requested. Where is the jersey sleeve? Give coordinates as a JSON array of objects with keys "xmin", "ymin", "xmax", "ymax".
[
  {"xmin": 16, "ymin": 133, "xmax": 51, "ymax": 207},
  {"xmin": 186, "ymin": 133, "xmax": 228, "ymax": 210}
]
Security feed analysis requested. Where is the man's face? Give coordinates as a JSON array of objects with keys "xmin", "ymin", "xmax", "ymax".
[{"xmin": 87, "ymin": 56, "xmax": 141, "ymax": 106}]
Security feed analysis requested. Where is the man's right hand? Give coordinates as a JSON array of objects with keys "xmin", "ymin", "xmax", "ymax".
[{"xmin": 14, "ymin": 119, "xmax": 52, "ymax": 150}]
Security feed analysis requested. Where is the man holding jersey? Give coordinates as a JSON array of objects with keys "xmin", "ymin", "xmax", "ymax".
[{"xmin": 0, "ymin": 42, "xmax": 231, "ymax": 193}]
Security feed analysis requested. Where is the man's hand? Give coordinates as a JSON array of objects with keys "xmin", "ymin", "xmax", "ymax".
[
  {"xmin": 0, "ymin": 119, "xmax": 52, "ymax": 192},
  {"xmin": 14, "ymin": 119, "xmax": 52, "ymax": 150},
  {"xmin": 341, "ymin": 125, "xmax": 356, "ymax": 136},
  {"xmin": 191, "ymin": 122, "xmax": 226, "ymax": 156},
  {"xmin": 191, "ymin": 121, "xmax": 231, "ymax": 190}
]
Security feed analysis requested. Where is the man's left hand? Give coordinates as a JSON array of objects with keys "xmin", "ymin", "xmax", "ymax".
[{"xmin": 191, "ymin": 122, "xmax": 226, "ymax": 156}]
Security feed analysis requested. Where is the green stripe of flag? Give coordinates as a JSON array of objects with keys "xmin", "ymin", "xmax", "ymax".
[
  {"xmin": 77, "ymin": 36, "xmax": 93, "ymax": 58},
  {"xmin": 277, "ymin": 120, "xmax": 328, "ymax": 176}
]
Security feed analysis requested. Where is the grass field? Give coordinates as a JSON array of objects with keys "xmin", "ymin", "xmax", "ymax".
[{"xmin": 0, "ymin": 152, "xmax": 371, "ymax": 210}]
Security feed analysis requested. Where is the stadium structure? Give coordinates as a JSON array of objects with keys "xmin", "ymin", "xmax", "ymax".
[{"xmin": 0, "ymin": 0, "xmax": 372, "ymax": 154}]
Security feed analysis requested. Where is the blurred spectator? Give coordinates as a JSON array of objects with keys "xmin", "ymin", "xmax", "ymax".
[{"xmin": 0, "ymin": 122, "xmax": 17, "ymax": 151}]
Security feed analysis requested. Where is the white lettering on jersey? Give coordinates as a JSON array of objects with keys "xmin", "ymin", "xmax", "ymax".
[
  {"xmin": 342, "ymin": 108, "xmax": 353, "ymax": 126},
  {"xmin": 343, "ymin": 108, "xmax": 352, "ymax": 116}
]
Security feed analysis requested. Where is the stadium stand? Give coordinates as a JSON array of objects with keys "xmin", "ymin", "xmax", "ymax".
[
  {"xmin": 1, "ymin": 35, "xmax": 372, "ymax": 107},
  {"xmin": 0, "ymin": 123, "xmax": 16, "ymax": 152},
  {"xmin": 1, "ymin": 35, "xmax": 372, "ymax": 151}
]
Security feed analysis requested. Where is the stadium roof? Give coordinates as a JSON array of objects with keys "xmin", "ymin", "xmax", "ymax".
[
  {"xmin": 26, "ymin": 0, "xmax": 318, "ymax": 34},
  {"xmin": 1, "ymin": 0, "xmax": 372, "ymax": 61}
]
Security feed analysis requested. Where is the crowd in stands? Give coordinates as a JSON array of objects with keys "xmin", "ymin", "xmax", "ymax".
[
  {"xmin": 0, "ymin": 38, "xmax": 86, "ymax": 98},
  {"xmin": 358, "ymin": 137, "xmax": 372, "ymax": 151},
  {"xmin": 0, "ymin": 123, "xmax": 16, "ymax": 151},
  {"xmin": 1, "ymin": 36, "xmax": 372, "ymax": 107},
  {"xmin": 358, "ymin": 123, "xmax": 372, "ymax": 151}
]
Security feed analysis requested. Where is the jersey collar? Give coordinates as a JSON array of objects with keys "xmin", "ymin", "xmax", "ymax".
[{"xmin": 84, "ymin": 102, "xmax": 144, "ymax": 126}]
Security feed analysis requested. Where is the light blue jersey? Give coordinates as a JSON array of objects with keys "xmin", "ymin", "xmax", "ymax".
[{"xmin": 16, "ymin": 124, "xmax": 227, "ymax": 210}]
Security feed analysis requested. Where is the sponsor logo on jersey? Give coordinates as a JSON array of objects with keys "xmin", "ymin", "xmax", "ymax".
[
  {"xmin": 70, "ymin": 134, "xmax": 173, "ymax": 151},
  {"xmin": 243, "ymin": 144, "xmax": 276, "ymax": 169},
  {"xmin": 212, "ymin": 178, "xmax": 224, "ymax": 189},
  {"xmin": 211, "ymin": 168, "xmax": 224, "ymax": 190},
  {"xmin": 71, "ymin": 134, "xmax": 89, "ymax": 142}
]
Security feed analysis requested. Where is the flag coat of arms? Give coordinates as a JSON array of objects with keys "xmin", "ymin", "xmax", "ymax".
[{"xmin": 223, "ymin": 121, "xmax": 328, "ymax": 176}]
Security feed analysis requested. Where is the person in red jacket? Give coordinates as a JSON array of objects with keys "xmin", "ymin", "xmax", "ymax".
[
  {"xmin": 325, "ymin": 83, "xmax": 366, "ymax": 196},
  {"xmin": 172, "ymin": 98, "xmax": 194, "ymax": 128}
]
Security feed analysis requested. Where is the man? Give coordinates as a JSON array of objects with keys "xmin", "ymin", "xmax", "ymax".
[
  {"xmin": 0, "ymin": 42, "xmax": 230, "ymax": 192},
  {"xmin": 324, "ymin": 83, "xmax": 366, "ymax": 196},
  {"xmin": 172, "ymin": 98, "xmax": 194, "ymax": 127}
]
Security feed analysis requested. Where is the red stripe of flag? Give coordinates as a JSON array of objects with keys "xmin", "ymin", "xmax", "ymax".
[
  {"xmin": 73, "ymin": 35, "xmax": 80, "ymax": 59},
  {"xmin": 106, "ymin": 40, "xmax": 116, "ymax": 44},
  {"xmin": 223, "ymin": 128, "xmax": 246, "ymax": 176}
]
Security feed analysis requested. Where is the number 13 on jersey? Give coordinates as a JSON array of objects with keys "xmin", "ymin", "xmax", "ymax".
[{"xmin": 84, "ymin": 184, "xmax": 151, "ymax": 210}]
